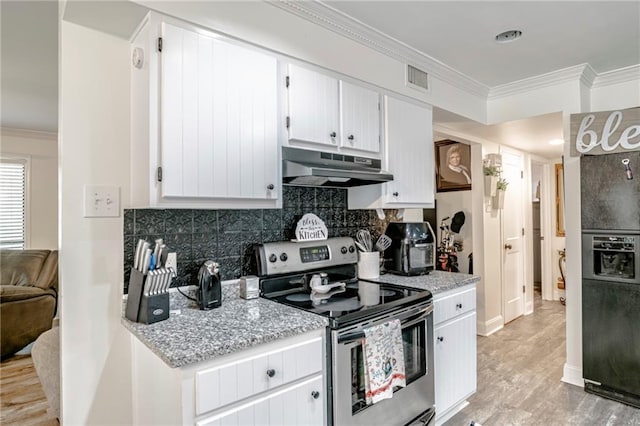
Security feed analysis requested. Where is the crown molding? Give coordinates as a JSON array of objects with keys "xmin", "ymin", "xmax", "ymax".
[
  {"xmin": 580, "ymin": 64, "xmax": 598, "ymax": 88},
  {"xmin": 488, "ymin": 64, "xmax": 590, "ymax": 99},
  {"xmin": 1, "ymin": 127, "xmax": 57, "ymax": 141},
  {"xmin": 592, "ymin": 64, "xmax": 640, "ymax": 89},
  {"xmin": 268, "ymin": 0, "xmax": 490, "ymax": 98}
]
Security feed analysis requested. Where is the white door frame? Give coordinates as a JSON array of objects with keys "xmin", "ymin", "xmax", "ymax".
[{"xmin": 529, "ymin": 159, "xmax": 555, "ymax": 302}]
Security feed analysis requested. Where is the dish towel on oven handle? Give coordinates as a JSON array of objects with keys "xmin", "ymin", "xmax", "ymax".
[{"xmin": 363, "ymin": 318, "xmax": 406, "ymax": 404}]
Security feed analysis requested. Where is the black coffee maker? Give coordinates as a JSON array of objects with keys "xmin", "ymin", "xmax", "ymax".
[{"xmin": 197, "ymin": 261, "xmax": 221, "ymax": 310}]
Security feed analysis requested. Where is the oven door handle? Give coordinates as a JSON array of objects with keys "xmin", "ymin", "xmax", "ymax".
[{"xmin": 337, "ymin": 305, "xmax": 432, "ymax": 344}]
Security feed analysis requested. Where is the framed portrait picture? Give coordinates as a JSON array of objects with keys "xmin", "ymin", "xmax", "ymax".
[{"xmin": 435, "ymin": 140, "xmax": 472, "ymax": 192}]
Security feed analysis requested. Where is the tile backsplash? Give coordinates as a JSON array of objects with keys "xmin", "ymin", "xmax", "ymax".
[{"xmin": 124, "ymin": 186, "xmax": 399, "ymax": 292}]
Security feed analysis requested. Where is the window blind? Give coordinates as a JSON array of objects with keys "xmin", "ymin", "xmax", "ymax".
[{"xmin": 0, "ymin": 160, "xmax": 26, "ymax": 249}]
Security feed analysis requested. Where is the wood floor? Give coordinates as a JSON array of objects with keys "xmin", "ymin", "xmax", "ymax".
[
  {"xmin": 2, "ymin": 293, "xmax": 639, "ymax": 425},
  {"xmin": 446, "ymin": 292, "xmax": 640, "ymax": 426},
  {"xmin": 0, "ymin": 354, "xmax": 58, "ymax": 425}
]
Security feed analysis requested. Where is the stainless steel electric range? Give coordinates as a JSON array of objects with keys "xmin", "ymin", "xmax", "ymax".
[{"xmin": 255, "ymin": 237, "xmax": 436, "ymax": 426}]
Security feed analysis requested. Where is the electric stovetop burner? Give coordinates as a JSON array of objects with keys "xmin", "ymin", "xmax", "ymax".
[{"xmin": 260, "ymin": 265, "xmax": 430, "ymax": 328}]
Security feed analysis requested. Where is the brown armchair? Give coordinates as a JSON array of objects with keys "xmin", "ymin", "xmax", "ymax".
[{"xmin": 1, "ymin": 249, "xmax": 58, "ymax": 359}]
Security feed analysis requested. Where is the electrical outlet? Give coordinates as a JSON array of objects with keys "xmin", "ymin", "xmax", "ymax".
[
  {"xmin": 166, "ymin": 252, "xmax": 177, "ymax": 276},
  {"xmin": 83, "ymin": 185, "xmax": 120, "ymax": 217}
]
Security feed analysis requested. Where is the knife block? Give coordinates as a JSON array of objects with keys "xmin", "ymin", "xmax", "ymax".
[{"xmin": 125, "ymin": 268, "xmax": 170, "ymax": 324}]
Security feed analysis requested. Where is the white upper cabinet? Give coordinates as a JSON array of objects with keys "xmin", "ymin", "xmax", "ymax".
[
  {"xmin": 348, "ymin": 95, "xmax": 434, "ymax": 208},
  {"xmin": 161, "ymin": 22, "xmax": 278, "ymax": 201},
  {"xmin": 286, "ymin": 64, "xmax": 340, "ymax": 148},
  {"xmin": 383, "ymin": 96, "xmax": 434, "ymax": 205},
  {"xmin": 340, "ymin": 80, "xmax": 381, "ymax": 154},
  {"xmin": 131, "ymin": 16, "xmax": 279, "ymax": 208},
  {"xmin": 286, "ymin": 64, "xmax": 381, "ymax": 155}
]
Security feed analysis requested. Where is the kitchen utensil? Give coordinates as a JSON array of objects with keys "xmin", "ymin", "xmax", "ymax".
[
  {"xmin": 357, "ymin": 229, "xmax": 373, "ymax": 252},
  {"xmin": 355, "ymin": 241, "xmax": 367, "ymax": 252},
  {"xmin": 375, "ymin": 234, "xmax": 392, "ymax": 252}
]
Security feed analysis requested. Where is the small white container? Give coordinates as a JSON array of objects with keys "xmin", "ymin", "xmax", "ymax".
[
  {"xmin": 358, "ymin": 251, "xmax": 380, "ymax": 279},
  {"xmin": 239, "ymin": 275, "xmax": 259, "ymax": 299}
]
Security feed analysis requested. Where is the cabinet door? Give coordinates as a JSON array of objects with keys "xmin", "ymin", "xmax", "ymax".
[
  {"xmin": 434, "ymin": 311, "xmax": 477, "ymax": 417},
  {"xmin": 340, "ymin": 80, "xmax": 380, "ymax": 154},
  {"xmin": 287, "ymin": 64, "xmax": 340, "ymax": 147},
  {"xmin": 160, "ymin": 22, "xmax": 278, "ymax": 200},
  {"xmin": 197, "ymin": 376, "xmax": 324, "ymax": 426},
  {"xmin": 383, "ymin": 96, "xmax": 434, "ymax": 205}
]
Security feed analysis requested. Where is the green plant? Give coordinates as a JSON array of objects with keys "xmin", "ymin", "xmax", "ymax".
[
  {"xmin": 497, "ymin": 178, "xmax": 509, "ymax": 191},
  {"xmin": 483, "ymin": 165, "xmax": 499, "ymax": 177}
]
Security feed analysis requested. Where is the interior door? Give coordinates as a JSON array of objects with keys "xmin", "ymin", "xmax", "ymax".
[{"xmin": 502, "ymin": 150, "xmax": 525, "ymax": 324}]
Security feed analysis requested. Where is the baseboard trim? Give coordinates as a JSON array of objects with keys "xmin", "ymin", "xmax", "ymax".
[
  {"xmin": 477, "ymin": 315, "xmax": 503, "ymax": 336},
  {"xmin": 562, "ymin": 363, "xmax": 583, "ymax": 387},
  {"xmin": 435, "ymin": 400, "xmax": 469, "ymax": 426}
]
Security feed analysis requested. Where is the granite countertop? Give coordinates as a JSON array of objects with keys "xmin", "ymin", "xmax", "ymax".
[
  {"xmin": 121, "ymin": 284, "xmax": 328, "ymax": 369},
  {"xmin": 366, "ymin": 270, "xmax": 480, "ymax": 295},
  {"xmin": 123, "ymin": 271, "xmax": 477, "ymax": 368}
]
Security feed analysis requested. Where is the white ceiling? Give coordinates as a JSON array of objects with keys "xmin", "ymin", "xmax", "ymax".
[
  {"xmin": 324, "ymin": 1, "xmax": 640, "ymax": 87},
  {"xmin": 2, "ymin": 1, "xmax": 639, "ymax": 158},
  {"xmin": 1, "ymin": 1, "xmax": 58, "ymax": 133}
]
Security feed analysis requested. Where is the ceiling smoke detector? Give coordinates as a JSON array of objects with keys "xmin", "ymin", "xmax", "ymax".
[{"xmin": 495, "ymin": 30, "xmax": 523, "ymax": 43}]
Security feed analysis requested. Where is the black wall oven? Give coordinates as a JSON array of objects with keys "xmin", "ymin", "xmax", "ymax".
[{"xmin": 581, "ymin": 231, "xmax": 640, "ymax": 408}]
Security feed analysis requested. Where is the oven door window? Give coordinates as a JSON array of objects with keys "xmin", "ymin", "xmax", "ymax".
[{"xmin": 350, "ymin": 321, "xmax": 427, "ymax": 414}]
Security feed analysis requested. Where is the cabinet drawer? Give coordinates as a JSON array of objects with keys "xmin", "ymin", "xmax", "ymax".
[
  {"xmin": 195, "ymin": 337, "xmax": 322, "ymax": 415},
  {"xmin": 434, "ymin": 287, "xmax": 476, "ymax": 325}
]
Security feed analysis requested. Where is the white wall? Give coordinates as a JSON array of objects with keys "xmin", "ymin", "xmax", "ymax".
[
  {"xmin": 59, "ymin": 21, "xmax": 132, "ymax": 424},
  {"xmin": 435, "ymin": 190, "xmax": 472, "ymax": 274},
  {"xmin": 0, "ymin": 128, "xmax": 58, "ymax": 249}
]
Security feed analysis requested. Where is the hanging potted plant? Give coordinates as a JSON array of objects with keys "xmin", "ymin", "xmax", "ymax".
[
  {"xmin": 483, "ymin": 164, "xmax": 500, "ymax": 197},
  {"xmin": 492, "ymin": 178, "xmax": 509, "ymax": 209}
]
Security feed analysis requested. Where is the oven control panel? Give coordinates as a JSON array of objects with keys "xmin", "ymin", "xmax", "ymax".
[{"xmin": 256, "ymin": 237, "xmax": 357, "ymax": 276}]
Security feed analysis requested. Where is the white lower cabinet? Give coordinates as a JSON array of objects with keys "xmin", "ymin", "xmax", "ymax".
[
  {"xmin": 198, "ymin": 375, "xmax": 323, "ymax": 426},
  {"xmin": 433, "ymin": 284, "xmax": 477, "ymax": 425},
  {"xmin": 131, "ymin": 330, "xmax": 325, "ymax": 426}
]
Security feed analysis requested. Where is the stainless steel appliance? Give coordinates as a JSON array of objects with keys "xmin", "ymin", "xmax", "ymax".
[
  {"xmin": 256, "ymin": 237, "xmax": 435, "ymax": 425},
  {"xmin": 383, "ymin": 222, "xmax": 436, "ymax": 276},
  {"xmin": 282, "ymin": 147, "xmax": 394, "ymax": 187}
]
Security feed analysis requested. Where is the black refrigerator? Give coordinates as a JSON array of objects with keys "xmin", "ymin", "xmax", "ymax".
[{"xmin": 580, "ymin": 151, "xmax": 640, "ymax": 408}]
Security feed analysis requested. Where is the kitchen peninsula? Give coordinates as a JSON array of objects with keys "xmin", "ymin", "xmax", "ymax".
[{"xmin": 123, "ymin": 271, "xmax": 479, "ymax": 425}]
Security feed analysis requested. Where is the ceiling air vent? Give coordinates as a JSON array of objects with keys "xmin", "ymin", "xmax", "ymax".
[{"xmin": 406, "ymin": 64, "xmax": 429, "ymax": 92}]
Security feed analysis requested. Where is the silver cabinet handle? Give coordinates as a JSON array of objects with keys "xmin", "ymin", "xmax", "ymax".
[
  {"xmin": 311, "ymin": 391, "xmax": 320, "ymax": 399},
  {"xmin": 267, "ymin": 184, "xmax": 274, "ymax": 190},
  {"xmin": 266, "ymin": 369, "xmax": 276, "ymax": 378},
  {"xmin": 437, "ymin": 336, "xmax": 444, "ymax": 342}
]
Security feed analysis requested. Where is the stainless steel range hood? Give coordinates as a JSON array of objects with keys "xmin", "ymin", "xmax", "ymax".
[{"xmin": 282, "ymin": 147, "xmax": 393, "ymax": 188}]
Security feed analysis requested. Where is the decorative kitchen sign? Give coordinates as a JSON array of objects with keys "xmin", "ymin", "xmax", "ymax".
[
  {"xmin": 294, "ymin": 213, "xmax": 328, "ymax": 241},
  {"xmin": 570, "ymin": 107, "xmax": 640, "ymax": 156}
]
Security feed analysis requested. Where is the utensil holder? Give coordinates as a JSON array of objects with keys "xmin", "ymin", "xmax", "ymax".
[
  {"xmin": 358, "ymin": 251, "xmax": 380, "ymax": 279},
  {"xmin": 125, "ymin": 268, "xmax": 170, "ymax": 324}
]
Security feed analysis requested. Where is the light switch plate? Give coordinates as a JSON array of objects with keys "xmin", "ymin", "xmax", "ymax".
[{"xmin": 84, "ymin": 185, "xmax": 120, "ymax": 217}]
